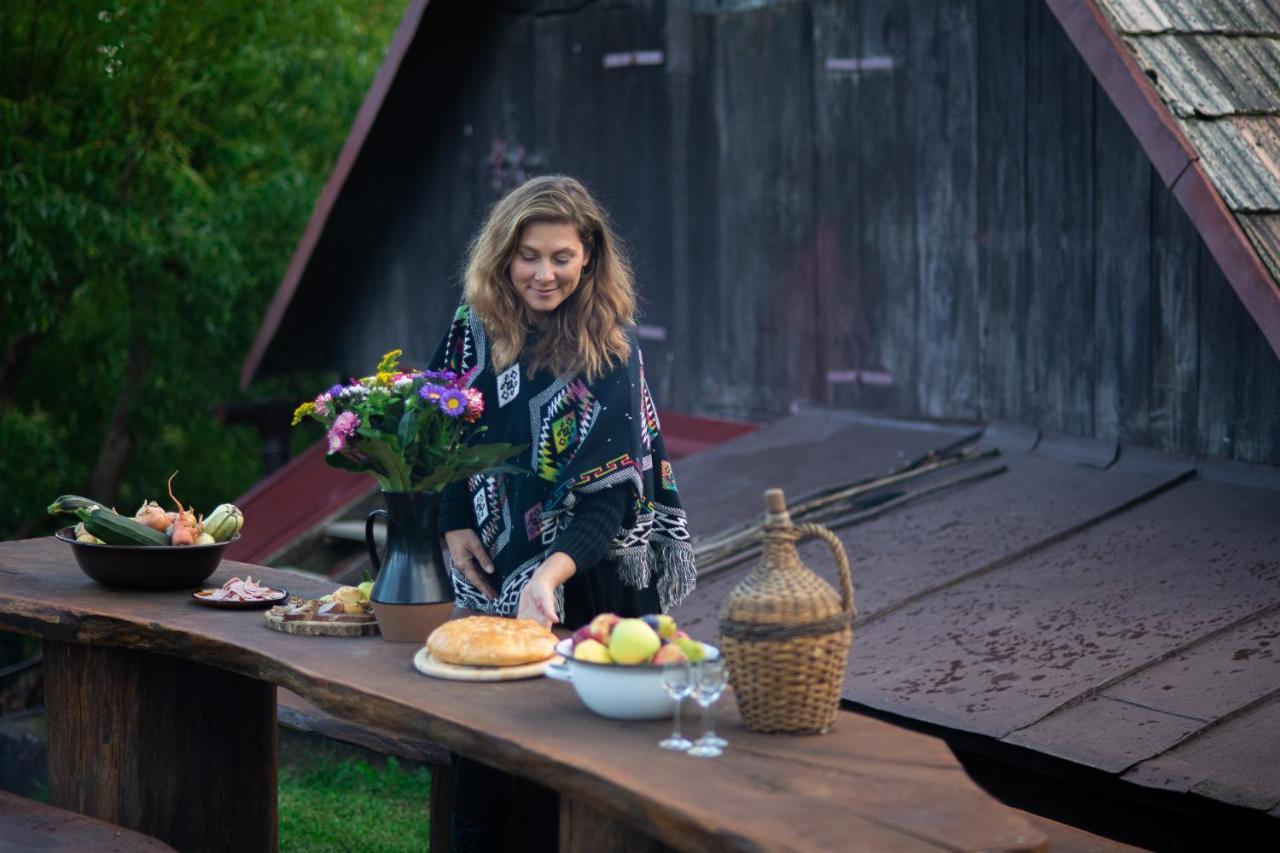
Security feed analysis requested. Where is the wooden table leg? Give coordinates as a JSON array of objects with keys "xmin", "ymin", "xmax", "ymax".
[
  {"xmin": 43, "ymin": 640, "xmax": 277, "ymax": 853},
  {"xmin": 560, "ymin": 796, "xmax": 676, "ymax": 853}
]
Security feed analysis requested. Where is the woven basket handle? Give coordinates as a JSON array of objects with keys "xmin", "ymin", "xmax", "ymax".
[{"xmin": 793, "ymin": 523, "xmax": 857, "ymax": 622}]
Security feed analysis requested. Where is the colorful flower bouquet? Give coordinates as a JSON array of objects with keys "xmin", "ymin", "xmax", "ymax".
[{"xmin": 292, "ymin": 349, "xmax": 525, "ymax": 493}]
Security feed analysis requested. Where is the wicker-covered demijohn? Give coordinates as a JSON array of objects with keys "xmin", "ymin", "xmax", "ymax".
[{"xmin": 718, "ymin": 488, "xmax": 856, "ymax": 734}]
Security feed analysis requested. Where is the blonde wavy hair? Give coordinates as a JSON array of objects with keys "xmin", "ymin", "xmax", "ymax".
[{"xmin": 463, "ymin": 175, "xmax": 635, "ymax": 381}]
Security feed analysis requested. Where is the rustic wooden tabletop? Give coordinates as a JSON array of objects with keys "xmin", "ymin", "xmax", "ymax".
[{"xmin": 0, "ymin": 536, "xmax": 1048, "ymax": 852}]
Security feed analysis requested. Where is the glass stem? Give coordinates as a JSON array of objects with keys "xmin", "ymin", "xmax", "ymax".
[
  {"xmin": 705, "ymin": 701, "xmax": 715, "ymax": 741},
  {"xmin": 672, "ymin": 697, "xmax": 682, "ymax": 739}
]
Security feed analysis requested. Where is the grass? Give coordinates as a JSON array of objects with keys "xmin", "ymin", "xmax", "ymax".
[{"xmin": 278, "ymin": 754, "xmax": 434, "ymax": 852}]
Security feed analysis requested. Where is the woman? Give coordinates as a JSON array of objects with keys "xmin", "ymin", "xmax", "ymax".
[
  {"xmin": 428, "ymin": 175, "xmax": 695, "ymax": 852},
  {"xmin": 431, "ymin": 174, "xmax": 695, "ymax": 631}
]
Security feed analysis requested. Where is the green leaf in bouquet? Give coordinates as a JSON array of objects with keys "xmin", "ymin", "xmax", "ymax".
[{"xmin": 397, "ymin": 410, "xmax": 418, "ymax": 449}]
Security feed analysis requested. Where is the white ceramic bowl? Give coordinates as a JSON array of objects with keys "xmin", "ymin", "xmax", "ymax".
[{"xmin": 545, "ymin": 638, "xmax": 720, "ymax": 720}]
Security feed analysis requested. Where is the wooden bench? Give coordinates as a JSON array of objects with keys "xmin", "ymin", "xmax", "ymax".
[{"xmin": 0, "ymin": 790, "xmax": 175, "ymax": 851}]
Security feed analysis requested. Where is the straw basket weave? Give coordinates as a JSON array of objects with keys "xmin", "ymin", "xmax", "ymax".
[{"xmin": 718, "ymin": 488, "xmax": 856, "ymax": 734}]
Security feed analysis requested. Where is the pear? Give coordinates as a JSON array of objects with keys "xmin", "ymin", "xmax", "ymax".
[
  {"xmin": 672, "ymin": 636, "xmax": 706, "ymax": 662},
  {"xmin": 357, "ymin": 581, "xmax": 373, "ymax": 602}
]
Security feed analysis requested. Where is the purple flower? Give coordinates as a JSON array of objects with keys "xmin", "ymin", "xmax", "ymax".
[
  {"xmin": 438, "ymin": 389, "xmax": 468, "ymax": 417},
  {"xmin": 326, "ymin": 411, "xmax": 360, "ymax": 454},
  {"xmin": 419, "ymin": 383, "xmax": 446, "ymax": 403},
  {"xmin": 327, "ymin": 383, "xmax": 345, "ymax": 398},
  {"xmin": 423, "ymin": 370, "xmax": 457, "ymax": 383}
]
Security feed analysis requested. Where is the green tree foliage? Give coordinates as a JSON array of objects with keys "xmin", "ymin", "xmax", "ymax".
[{"xmin": 0, "ymin": 1, "xmax": 402, "ymax": 537}]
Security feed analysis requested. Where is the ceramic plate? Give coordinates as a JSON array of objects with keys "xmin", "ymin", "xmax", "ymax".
[{"xmin": 192, "ymin": 588, "xmax": 288, "ymax": 609}]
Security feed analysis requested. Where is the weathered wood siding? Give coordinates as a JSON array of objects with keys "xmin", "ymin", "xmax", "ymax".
[{"xmin": 320, "ymin": 0, "xmax": 1280, "ymax": 463}]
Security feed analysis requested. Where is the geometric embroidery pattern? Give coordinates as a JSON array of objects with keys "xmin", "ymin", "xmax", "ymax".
[{"xmin": 533, "ymin": 378, "xmax": 599, "ymax": 482}]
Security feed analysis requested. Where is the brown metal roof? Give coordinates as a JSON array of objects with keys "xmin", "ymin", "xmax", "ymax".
[
  {"xmin": 675, "ymin": 409, "xmax": 1280, "ymax": 818},
  {"xmin": 1050, "ymin": 0, "xmax": 1280, "ymax": 360}
]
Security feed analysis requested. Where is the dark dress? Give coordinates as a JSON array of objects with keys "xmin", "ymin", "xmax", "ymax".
[
  {"xmin": 441, "ymin": 484, "xmax": 658, "ymax": 852},
  {"xmin": 431, "ymin": 307, "xmax": 689, "ymax": 852}
]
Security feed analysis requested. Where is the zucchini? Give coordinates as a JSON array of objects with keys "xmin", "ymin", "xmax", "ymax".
[
  {"xmin": 74, "ymin": 507, "xmax": 171, "ymax": 547},
  {"xmin": 47, "ymin": 495, "xmax": 103, "ymax": 516}
]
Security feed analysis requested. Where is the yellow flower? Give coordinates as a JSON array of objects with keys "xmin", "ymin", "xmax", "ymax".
[
  {"xmin": 376, "ymin": 349, "xmax": 403, "ymax": 374},
  {"xmin": 375, "ymin": 371, "xmax": 395, "ymax": 386},
  {"xmin": 291, "ymin": 401, "xmax": 316, "ymax": 426}
]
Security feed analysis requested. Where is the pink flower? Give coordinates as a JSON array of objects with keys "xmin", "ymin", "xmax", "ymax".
[
  {"xmin": 327, "ymin": 411, "xmax": 360, "ymax": 454},
  {"xmin": 463, "ymin": 388, "xmax": 484, "ymax": 423},
  {"xmin": 313, "ymin": 394, "xmax": 330, "ymax": 416}
]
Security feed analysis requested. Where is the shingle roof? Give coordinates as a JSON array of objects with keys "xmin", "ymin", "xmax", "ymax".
[{"xmin": 1090, "ymin": 0, "xmax": 1280, "ymax": 334}]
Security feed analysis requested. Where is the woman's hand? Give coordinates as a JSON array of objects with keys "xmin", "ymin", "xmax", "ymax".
[
  {"xmin": 443, "ymin": 529, "xmax": 496, "ymax": 599},
  {"xmin": 517, "ymin": 552, "xmax": 576, "ymax": 627}
]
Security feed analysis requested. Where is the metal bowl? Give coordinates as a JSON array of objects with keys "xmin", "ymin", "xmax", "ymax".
[
  {"xmin": 55, "ymin": 527, "xmax": 241, "ymax": 591},
  {"xmin": 546, "ymin": 638, "xmax": 720, "ymax": 720}
]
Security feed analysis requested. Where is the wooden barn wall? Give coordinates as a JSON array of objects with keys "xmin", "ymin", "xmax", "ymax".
[{"xmin": 327, "ymin": 0, "xmax": 1280, "ymax": 464}]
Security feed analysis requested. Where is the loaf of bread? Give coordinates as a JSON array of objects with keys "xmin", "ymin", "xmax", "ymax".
[{"xmin": 426, "ymin": 616, "xmax": 558, "ymax": 667}]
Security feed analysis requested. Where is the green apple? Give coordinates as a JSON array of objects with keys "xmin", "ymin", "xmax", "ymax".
[
  {"xmin": 572, "ymin": 638, "xmax": 613, "ymax": 664},
  {"xmin": 358, "ymin": 581, "xmax": 373, "ymax": 602},
  {"xmin": 608, "ymin": 618, "xmax": 661, "ymax": 665}
]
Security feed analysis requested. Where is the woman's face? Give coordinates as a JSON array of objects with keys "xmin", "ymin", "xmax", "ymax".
[{"xmin": 508, "ymin": 222, "xmax": 589, "ymax": 315}]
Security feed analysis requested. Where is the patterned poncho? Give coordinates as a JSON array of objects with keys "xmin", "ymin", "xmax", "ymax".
[{"xmin": 429, "ymin": 303, "xmax": 696, "ymax": 618}]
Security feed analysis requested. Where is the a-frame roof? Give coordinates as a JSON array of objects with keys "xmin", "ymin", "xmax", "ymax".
[{"xmin": 1048, "ymin": 0, "xmax": 1280, "ymax": 359}]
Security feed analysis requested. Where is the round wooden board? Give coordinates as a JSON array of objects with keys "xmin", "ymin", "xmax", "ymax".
[
  {"xmin": 412, "ymin": 646, "xmax": 561, "ymax": 682},
  {"xmin": 264, "ymin": 611, "xmax": 379, "ymax": 637}
]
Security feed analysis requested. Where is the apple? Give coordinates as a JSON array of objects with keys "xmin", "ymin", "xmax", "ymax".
[
  {"xmin": 573, "ymin": 638, "xmax": 612, "ymax": 664},
  {"xmin": 671, "ymin": 629, "xmax": 690, "ymax": 641},
  {"xmin": 587, "ymin": 612, "xmax": 622, "ymax": 644},
  {"xmin": 654, "ymin": 614, "xmax": 677, "ymax": 639},
  {"xmin": 608, "ymin": 618, "xmax": 661, "ymax": 665},
  {"xmin": 571, "ymin": 626, "xmax": 592, "ymax": 646},
  {"xmin": 651, "ymin": 642, "xmax": 689, "ymax": 665},
  {"xmin": 357, "ymin": 581, "xmax": 373, "ymax": 602}
]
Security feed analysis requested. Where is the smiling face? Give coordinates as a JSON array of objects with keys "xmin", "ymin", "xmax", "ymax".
[{"xmin": 508, "ymin": 221, "xmax": 589, "ymax": 315}]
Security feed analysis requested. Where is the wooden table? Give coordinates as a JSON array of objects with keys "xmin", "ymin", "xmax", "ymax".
[{"xmin": 0, "ymin": 537, "xmax": 1048, "ymax": 852}]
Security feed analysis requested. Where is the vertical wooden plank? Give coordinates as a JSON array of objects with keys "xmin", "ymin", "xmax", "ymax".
[
  {"xmin": 684, "ymin": 11, "xmax": 721, "ymax": 412},
  {"xmin": 975, "ymin": 0, "xmax": 1028, "ymax": 423},
  {"xmin": 696, "ymin": 3, "xmax": 817, "ymax": 416},
  {"xmin": 851, "ymin": 0, "xmax": 918, "ymax": 415},
  {"xmin": 1092, "ymin": 84, "xmax": 1153, "ymax": 444},
  {"xmin": 560, "ymin": 796, "xmax": 675, "ymax": 852},
  {"xmin": 1197, "ymin": 243, "xmax": 1280, "ymax": 464},
  {"xmin": 810, "ymin": 0, "xmax": 860, "ymax": 410},
  {"xmin": 912, "ymin": 0, "xmax": 979, "ymax": 419},
  {"xmin": 1026, "ymin": 2, "xmax": 1095, "ymax": 434},
  {"xmin": 45, "ymin": 641, "xmax": 277, "ymax": 853},
  {"xmin": 1149, "ymin": 169, "xmax": 1201, "ymax": 455},
  {"xmin": 666, "ymin": 0, "xmax": 694, "ymax": 412}
]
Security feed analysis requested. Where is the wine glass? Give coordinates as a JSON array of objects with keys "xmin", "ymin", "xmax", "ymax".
[
  {"xmin": 659, "ymin": 660, "xmax": 694, "ymax": 750},
  {"xmin": 688, "ymin": 658, "xmax": 728, "ymax": 757}
]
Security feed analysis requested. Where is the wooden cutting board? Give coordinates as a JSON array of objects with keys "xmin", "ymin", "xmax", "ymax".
[
  {"xmin": 412, "ymin": 646, "xmax": 561, "ymax": 682},
  {"xmin": 264, "ymin": 611, "xmax": 379, "ymax": 637}
]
